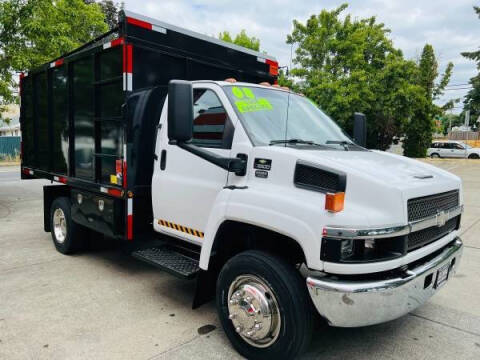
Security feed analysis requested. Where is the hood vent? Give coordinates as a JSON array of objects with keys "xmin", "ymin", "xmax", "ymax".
[{"xmin": 294, "ymin": 161, "xmax": 346, "ymax": 193}]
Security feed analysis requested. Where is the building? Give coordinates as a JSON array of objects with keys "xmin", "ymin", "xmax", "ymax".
[{"xmin": 0, "ymin": 104, "xmax": 21, "ymax": 137}]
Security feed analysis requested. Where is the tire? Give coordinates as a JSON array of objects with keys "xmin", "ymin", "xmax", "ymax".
[
  {"xmin": 430, "ymin": 153, "xmax": 440, "ymax": 158},
  {"xmin": 468, "ymin": 153, "xmax": 479, "ymax": 159},
  {"xmin": 216, "ymin": 250, "xmax": 313, "ymax": 360},
  {"xmin": 50, "ymin": 197, "xmax": 87, "ymax": 254}
]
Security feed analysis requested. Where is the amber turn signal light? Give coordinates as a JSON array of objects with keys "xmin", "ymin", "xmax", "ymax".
[{"xmin": 325, "ymin": 192, "xmax": 345, "ymax": 212}]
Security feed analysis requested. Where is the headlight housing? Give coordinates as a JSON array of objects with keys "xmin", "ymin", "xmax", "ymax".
[{"xmin": 321, "ymin": 237, "xmax": 404, "ymax": 263}]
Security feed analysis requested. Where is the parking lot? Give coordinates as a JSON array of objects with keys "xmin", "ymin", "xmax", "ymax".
[{"xmin": 0, "ymin": 159, "xmax": 479, "ymax": 360}]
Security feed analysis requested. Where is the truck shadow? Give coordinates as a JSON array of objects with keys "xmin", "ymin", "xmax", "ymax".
[{"xmin": 303, "ymin": 316, "xmax": 413, "ymax": 359}]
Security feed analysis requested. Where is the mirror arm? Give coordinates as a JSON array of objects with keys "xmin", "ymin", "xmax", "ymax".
[{"xmin": 177, "ymin": 142, "xmax": 247, "ymax": 176}]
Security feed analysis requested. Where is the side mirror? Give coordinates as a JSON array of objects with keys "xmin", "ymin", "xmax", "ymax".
[
  {"xmin": 168, "ymin": 80, "xmax": 193, "ymax": 142},
  {"xmin": 353, "ymin": 112, "xmax": 367, "ymax": 148}
]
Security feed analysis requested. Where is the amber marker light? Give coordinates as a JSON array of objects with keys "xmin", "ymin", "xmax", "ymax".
[{"xmin": 325, "ymin": 192, "xmax": 345, "ymax": 213}]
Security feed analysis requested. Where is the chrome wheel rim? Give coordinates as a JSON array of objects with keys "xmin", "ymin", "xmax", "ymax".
[
  {"xmin": 227, "ymin": 275, "xmax": 281, "ymax": 348},
  {"xmin": 53, "ymin": 208, "xmax": 67, "ymax": 244}
]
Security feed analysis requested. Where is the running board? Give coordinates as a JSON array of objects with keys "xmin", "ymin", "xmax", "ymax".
[{"xmin": 132, "ymin": 246, "xmax": 200, "ymax": 279}]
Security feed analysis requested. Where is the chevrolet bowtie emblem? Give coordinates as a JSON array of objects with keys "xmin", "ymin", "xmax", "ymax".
[{"xmin": 436, "ymin": 210, "xmax": 447, "ymax": 227}]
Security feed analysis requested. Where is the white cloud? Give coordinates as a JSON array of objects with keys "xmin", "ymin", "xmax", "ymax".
[{"xmin": 124, "ymin": 0, "xmax": 480, "ymax": 111}]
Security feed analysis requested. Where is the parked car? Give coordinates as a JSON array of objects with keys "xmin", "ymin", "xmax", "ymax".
[{"xmin": 428, "ymin": 140, "xmax": 480, "ymax": 159}]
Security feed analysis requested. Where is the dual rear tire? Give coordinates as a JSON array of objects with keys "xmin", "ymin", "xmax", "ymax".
[{"xmin": 50, "ymin": 197, "xmax": 88, "ymax": 254}]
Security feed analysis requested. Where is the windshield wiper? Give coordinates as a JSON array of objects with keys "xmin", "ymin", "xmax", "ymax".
[
  {"xmin": 269, "ymin": 139, "xmax": 328, "ymax": 148},
  {"xmin": 326, "ymin": 140, "xmax": 363, "ymax": 151}
]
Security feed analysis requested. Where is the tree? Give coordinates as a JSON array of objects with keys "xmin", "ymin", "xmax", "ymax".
[
  {"xmin": 84, "ymin": 0, "xmax": 124, "ymax": 30},
  {"xmin": 219, "ymin": 30, "xmax": 260, "ymax": 51},
  {"xmin": 403, "ymin": 44, "xmax": 453, "ymax": 157},
  {"xmin": 285, "ymin": 4, "xmax": 425, "ymax": 150},
  {"xmin": 461, "ymin": 6, "xmax": 480, "ymax": 119},
  {"xmin": 0, "ymin": 0, "xmax": 108, "ymax": 121}
]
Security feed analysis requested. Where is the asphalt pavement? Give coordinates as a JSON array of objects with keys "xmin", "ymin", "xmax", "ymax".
[{"xmin": 0, "ymin": 160, "xmax": 479, "ymax": 360}]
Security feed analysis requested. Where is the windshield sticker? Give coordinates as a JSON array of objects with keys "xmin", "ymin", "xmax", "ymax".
[
  {"xmin": 235, "ymin": 98, "xmax": 273, "ymax": 113},
  {"xmin": 231, "ymin": 87, "xmax": 273, "ymax": 113},
  {"xmin": 232, "ymin": 86, "xmax": 244, "ymax": 98}
]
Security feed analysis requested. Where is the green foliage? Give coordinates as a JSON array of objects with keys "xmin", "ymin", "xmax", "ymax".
[
  {"xmin": 84, "ymin": 0, "xmax": 124, "ymax": 30},
  {"xmin": 0, "ymin": 0, "xmax": 108, "ymax": 120},
  {"xmin": 286, "ymin": 4, "xmax": 425, "ymax": 150},
  {"xmin": 219, "ymin": 30, "xmax": 260, "ymax": 51},
  {"xmin": 403, "ymin": 44, "xmax": 453, "ymax": 157},
  {"xmin": 461, "ymin": 6, "xmax": 480, "ymax": 119}
]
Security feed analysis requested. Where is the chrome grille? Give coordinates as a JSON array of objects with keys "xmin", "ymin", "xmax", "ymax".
[
  {"xmin": 407, "ymin": 216, "xmax": 459, "ymax": 251},
  {"xmin": 407, "ymin": 190, "xmax": 459, "ymax": 222}
]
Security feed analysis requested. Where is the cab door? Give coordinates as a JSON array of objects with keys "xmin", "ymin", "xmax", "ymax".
[{"xmin": 151, "ymin": 84, "xmax": 235, "ymax": 244}]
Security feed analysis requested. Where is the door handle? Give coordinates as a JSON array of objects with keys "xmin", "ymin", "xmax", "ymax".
[{"xmin": 160, "ymin": 150, "xmax": 167, "ymax": 170}]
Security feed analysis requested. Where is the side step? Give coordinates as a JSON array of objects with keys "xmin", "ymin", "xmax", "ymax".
[{"xmin": 132, "ymin": 246, "xmax": 200, "ymax": 279}]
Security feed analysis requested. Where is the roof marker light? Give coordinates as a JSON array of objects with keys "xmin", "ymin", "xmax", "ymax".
[{"xmin": 225, "ymin": 78, "xmax": 237, "ymax": 83}]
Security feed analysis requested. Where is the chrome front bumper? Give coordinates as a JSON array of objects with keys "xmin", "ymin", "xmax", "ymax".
[{"xmin": 306, "ymin": 238, "xmax": 463, "ymax": 327}]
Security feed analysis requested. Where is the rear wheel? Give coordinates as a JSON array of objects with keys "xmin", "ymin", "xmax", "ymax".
[
  {"xmin": 216, "ymin": 250, "xmax": 313, "ymax": 360},
  {"xmin": 50, "ymin": 197, "xmax": 87, "ymax": 254},
  {"xmin": 468, "ymin": 153, "xmax": 479, "ymax": 159},
  {"xmin": 430, "ymin": 153, "xmax": 440, "ymax": 158}
]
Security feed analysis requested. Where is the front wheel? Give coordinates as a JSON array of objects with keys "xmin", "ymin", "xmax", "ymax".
[{"xmin": 216, "ymin": 250, "xmax": 313, "ymax": 360}]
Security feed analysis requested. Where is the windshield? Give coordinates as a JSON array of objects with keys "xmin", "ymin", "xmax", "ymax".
[{"xmin": 223, "ymin": 85, "xmax": 353, "ymax": 148}]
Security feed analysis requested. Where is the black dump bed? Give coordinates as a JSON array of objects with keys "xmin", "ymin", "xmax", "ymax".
[{"xmin": 20, "ymin": 10, "xmax": 278, "ymax": 240}]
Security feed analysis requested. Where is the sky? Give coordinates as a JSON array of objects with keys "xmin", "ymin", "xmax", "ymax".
[{"xmin": 124, "ymin": 0, "xmax": 480, "ymax": 114}]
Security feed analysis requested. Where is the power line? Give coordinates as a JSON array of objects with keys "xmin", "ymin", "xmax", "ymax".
[
  {"xmin": 444, "ymin": 83, "xmax": 470, "ymax": 87},
  {"xmin": 442, "ymin": 87, "xmax": 472, "ymax": 91}
]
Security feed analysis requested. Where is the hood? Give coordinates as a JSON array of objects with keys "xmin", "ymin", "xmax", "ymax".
[
  {"xmin": 264, "ymin": 146, "xmax": 461, "ymax": 198},
  {"xmin": 302, "ymin": 149, "xmax": 458, "ymax": 187}
]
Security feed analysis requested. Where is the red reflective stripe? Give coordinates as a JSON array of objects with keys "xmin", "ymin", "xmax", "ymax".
[
  {"xmin": 123, "ymin": 161, "xmax": 127, "ymax": 188},
  {"xmin": 108, "ymin": 188, "xmax": 122, "ymax": 197},
  {"xmin": 111, "ymin": 37, "xmax": 124, "ymax": 48},
  {"xmin": 266, "ymin": 59, "xmax": 278, "ymax": 76},
  {"xmin": 127, "ymin": 215, "xmax": 133, "ymax": 240},
  {"xmin": 122, "ymin": 44, "xmax": 133, "ymax": 73},
  {"xmin": 57, "ymin": 176, "xmax": 67, "ymax": 184},
  {"xmin": 55, "ymin": 58, "xmax": 64, "ymax": 67},
  {"xmin": 126, "ymin": 45, "xmax": 133, "ymax": 73},
  {"xmin": 127, "ymin": 17, "xmax": 152, "ymax": 30},
  {"xmin": 22, "ymin": 167, "xmax": 29, "ymax": 175}
]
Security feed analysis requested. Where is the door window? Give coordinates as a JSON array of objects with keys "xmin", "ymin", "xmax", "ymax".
[
  {"xmin": 453, "ymin": 143, "xmax": 465, "ymax": 150},
  {"xmin": 192, "ymin": 89, "xmax": 232, "ymax": 149}
]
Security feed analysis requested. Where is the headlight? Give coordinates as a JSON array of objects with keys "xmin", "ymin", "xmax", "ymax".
[
  {"xmin": 340, "ymin": 239, "xmax": 354, "ymax": 259},
  {"xmin": 321, "ymin": 237, "xmax": 403, "ymax": 263}
]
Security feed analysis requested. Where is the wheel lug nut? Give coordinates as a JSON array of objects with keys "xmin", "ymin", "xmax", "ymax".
[
  {"xmin": 254, "ymin": 323, "xmax": 261, "ymax": 329},
  {"xmin": 229, "ymin": 314, "xmax": 236, "ymax": 320},
  {"xmin": 235, "ymin": 326, "xmax": 242, "ymax": 333},
  {"xmin": 229, "ymin": 299, "xmax": 237, "ymax": 305}
]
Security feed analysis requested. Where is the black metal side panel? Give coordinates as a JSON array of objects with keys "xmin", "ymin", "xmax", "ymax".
[
  {"xmin": 127, "ymin": 24, "xmax": 275, "ymax": 91},
  {"xmin": 71, "ymin": 189, "xmax": 125, "ymax": 238}
]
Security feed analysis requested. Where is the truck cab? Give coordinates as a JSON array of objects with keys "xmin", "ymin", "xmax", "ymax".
[{"xmin": 148, "ymin": 79, "xmax": 463, "ymax": 356}]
